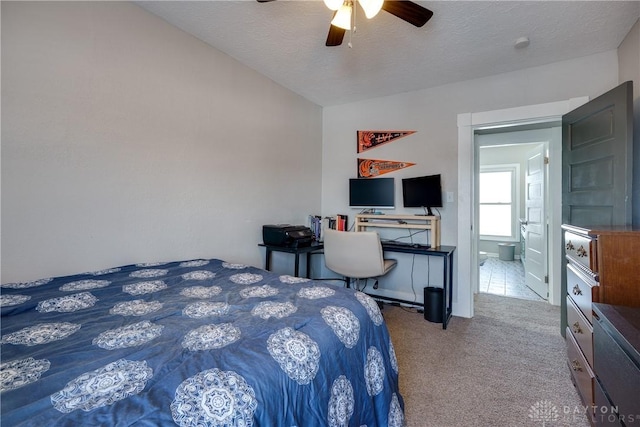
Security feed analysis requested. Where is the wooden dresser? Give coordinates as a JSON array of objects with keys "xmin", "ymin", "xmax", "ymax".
[
  {"xmin": 592, "ymin": 303, "xmax": 640, "ymax": 426},
  {"xmin": 562, "ymin": 224, "xmax": 640, "ymax": 423}
]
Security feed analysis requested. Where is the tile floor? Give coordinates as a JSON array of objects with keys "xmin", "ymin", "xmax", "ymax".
[{"xmin": 479, "ymin": 256, "xmax": 545, "ymax": 301}]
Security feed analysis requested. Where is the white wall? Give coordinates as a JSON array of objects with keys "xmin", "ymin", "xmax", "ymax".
[
  {"xmin": 322, "ymin": 50, "xmax": 620, "ymax": 313},
  {"xmin": 1, "ymin": 2, "xmax": 323, "ymax": 282}
]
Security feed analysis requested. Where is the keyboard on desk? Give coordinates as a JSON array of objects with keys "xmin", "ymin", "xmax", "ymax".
[{"xmin": 381, "ymin": 240, "xmax": 431, "ymax": 250}]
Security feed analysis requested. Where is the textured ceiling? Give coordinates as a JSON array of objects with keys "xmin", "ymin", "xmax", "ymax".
[{"xmin": 136, "ymin": 1, "xmax": 640, "ymax": 106}]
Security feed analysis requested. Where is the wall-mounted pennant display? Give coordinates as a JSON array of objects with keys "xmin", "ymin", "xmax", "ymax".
[
  {"xmin": 357, "ymin": 130, "xmax": 416, "ymax": 153},
  {"xmin": 358, "ymin": 158, "xmax": 416, "ymax": 178}
]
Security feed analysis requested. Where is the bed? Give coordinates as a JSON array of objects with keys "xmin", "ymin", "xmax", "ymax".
[{"xmin": 1, "ymin": 258, "xmax": 404, "ymax": 426}]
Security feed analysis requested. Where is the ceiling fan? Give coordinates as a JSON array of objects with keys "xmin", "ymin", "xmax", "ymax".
[{"xmin": 257, "ymin": 0, "xmax": 434, "ymax": 47}]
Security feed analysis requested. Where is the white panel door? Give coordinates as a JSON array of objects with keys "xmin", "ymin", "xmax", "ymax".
[{"xmin": 524, "ymin": 144, "xmax": 548, "ymax": 299}]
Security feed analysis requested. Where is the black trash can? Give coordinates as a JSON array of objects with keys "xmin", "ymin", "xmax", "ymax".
[{"xmin": 423, "ymin": 286, "xmax": 443, "ymax": 323}]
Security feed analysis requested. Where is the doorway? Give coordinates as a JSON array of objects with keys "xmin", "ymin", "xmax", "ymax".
[
  {"xmin": 456, "ymin": 96, "xmax": 589, "ymax": 319},
  {"xmin": 475, "ymin": 126, "xmax": 558, "ymax": 301}
]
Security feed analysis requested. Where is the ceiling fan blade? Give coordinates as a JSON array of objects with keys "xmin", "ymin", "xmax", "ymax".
[
  {"xmin": 381, "ymin": 1, "xmax": 433, "ymax": 27},
  {"xmin": 326, "ymin": 24, "xmax": 346, "ymax": 46}
]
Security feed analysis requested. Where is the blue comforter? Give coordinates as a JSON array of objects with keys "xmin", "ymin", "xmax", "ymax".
[{"xmin": 1, "ymin": 259, "xmax": 404, "ymax": 426}]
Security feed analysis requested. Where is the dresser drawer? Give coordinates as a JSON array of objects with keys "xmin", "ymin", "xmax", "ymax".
[
  {"xmin": 566, "ymin": 327, "xmax": 594, "ymax": 409},
  {"xmin": 564, "ymin": 230, "xmax": 596, "ymax": 272},
  {"xmin": 567, "ymin": 295, "xmax": 594, "ymax": 367},
  {"xmin": 594, "ymin": 379, "xmax": 621, "ymax": 426},
  {"xmin": 567, "ymin": 263, "xmax": 598, "ymax": 323},
  {"xmin": 593, "ymin": 318, "xmax": 640, "ymax": 423}
]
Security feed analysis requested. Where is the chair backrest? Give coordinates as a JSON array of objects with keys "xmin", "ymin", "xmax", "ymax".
[{"xmin": 323, "ymin": 229, "xmax": 386, "ymax": 279}]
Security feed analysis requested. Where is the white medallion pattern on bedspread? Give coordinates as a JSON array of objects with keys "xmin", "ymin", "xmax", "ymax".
[
  {"xmin": 59, "ymin": 279, "xmax": 111, "ymax": 292},
  {"xmin": 50, "ymin": 359, "xmax": 153, "ymax": 413},
  {"xmin": 0, "ymin": 295, "xmax": 32, "ymax": 308},
  {"xmin": 321, "ymin": 305, "xmax": 360, "ymax": 349},
  {"xmin": 1, "ymin": 258, "xmax": 404, "ymax": 426},
  {"xmin": 298, "ymin": 285, "xmax": 336, "ymax": 299},
  {"xmin": 171, "ymin": 368, "xmax": 258, "ymax": 427},
  {"xmin": 0, "ymin": 357, "xmax": 51, "ymax": 392},
  {"xmin": 109, "ymin": 299, "xmax": 163, "ymax": 316},
  {"xmin": 36, "ymin": 292, "xmax": 98, "ymax": 313}
]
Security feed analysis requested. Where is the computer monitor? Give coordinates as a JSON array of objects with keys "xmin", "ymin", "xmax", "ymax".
[
  {"xmin": 349, "ymin": 178, "xmax": 395, "ymax": 210},
  {"xmin": 402, "ymin": 174, "xmax": 443, "ymax": 215}
]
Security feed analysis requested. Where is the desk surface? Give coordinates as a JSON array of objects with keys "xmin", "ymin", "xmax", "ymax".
[
  {"xmin": 258, "ymin": 241, "xmax": 324, "ymax": 253},
  {"xmin": 381, "ymin": 242, "xmax": 456, "ymax": 255},
  {"xmin": 258, "ymin": 241, "xmax": 456, "ymax": 255}
]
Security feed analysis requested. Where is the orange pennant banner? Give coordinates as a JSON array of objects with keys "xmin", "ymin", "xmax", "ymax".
[
  {"xmin": 358, "ymin": 158, "xmax": 416, "ymax": 178},
  {"xmin": 357, "ymin": 130, "xmax": 416, "ymax": 153}
]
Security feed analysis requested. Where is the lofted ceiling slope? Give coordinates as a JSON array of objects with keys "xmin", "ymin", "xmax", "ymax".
[{"xmin": 136, "ymin": 1, "xmax": 640, "ymax": 107}]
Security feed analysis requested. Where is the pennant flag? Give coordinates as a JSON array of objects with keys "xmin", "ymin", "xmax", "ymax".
[
  {"xmin": 357, "ymin": 130, "xmax": 416, "ymax": 153},
  {"xmin": 358, "ymin": 158, "xmax": 416, "ymax": 178}
]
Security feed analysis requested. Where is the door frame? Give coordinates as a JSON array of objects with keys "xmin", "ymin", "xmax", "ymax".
[{"xmin": 456, "ymin": 97, "xmax": 588, "ymax": 318}]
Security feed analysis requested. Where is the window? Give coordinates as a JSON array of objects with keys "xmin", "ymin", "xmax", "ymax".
[{"xmin": 479, "ymin": 165, "xmax": 519, "ymax": 240}]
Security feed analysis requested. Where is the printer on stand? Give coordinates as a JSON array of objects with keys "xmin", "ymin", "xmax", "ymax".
[{"xmin": 262, "ymin": 224, "xmax": 313, "ymax": 248}]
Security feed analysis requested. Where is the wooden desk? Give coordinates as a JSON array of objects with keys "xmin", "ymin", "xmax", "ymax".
[
  {"xmin": 355, "ymin": 214, "xmax": 441, "ymax": 247},
  {"xmin": 258, "ymin": 241, "xmax": 324, "ymax": 278}
]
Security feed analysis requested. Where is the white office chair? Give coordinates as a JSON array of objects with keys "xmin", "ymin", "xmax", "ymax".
[{"xmin": 323, "ymin": 229, "xmax": 397, "ymax": 290}]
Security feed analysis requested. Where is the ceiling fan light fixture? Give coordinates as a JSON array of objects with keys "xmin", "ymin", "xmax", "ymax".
[
  {"xmin": 331, "ymin": 3, "xmax": 353, "ymax": 31},
  {"xmin": 359, "ymin": 0, "xmax": 383, "ymax": 19},
  {"xmin": 323, "ymin": 0, "xmax": 344, "ymax": 11}
]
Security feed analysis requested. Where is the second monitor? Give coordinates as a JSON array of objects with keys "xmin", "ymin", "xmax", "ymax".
[{"xmin": 402, "ymin": 174, "xmax": 442, "ymax": 216}]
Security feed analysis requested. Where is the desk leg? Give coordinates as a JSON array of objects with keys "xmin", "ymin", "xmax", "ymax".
[
  {"xmin": 305, "ymin": 252, "xmax": 312, "ymax": 279},
  {"xmin": 442, "ymin": 252, "xmax": 454, "ymax": 329},
  {"xmin": 265, "ymin": 248, "xmax": 272, "ymax": 271},
  {"xmin": 294, "ymin": 253, "xmax": 300, "ymax": 277},
  {"xmin": 442, "ymin": 255, "xmax": 448, "ymax": 329}
]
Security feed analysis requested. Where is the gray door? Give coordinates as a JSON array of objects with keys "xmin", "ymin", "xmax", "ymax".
[
  {"xmin": 562, "ymin": 81, "xmax": 634, "ymax": 226},
  {"xmin": 561, "ymin": 81, "xmax": 635, "ymax": 335}
]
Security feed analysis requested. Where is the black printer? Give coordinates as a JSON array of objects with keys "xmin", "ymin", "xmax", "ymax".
[{"xmin": 262, "ymin": 224, "xmax": 313, "ymax": 247}]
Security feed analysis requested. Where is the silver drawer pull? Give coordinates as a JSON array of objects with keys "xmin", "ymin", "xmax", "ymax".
[
  {"xmin": 571, "ymin": 360, "xmax": 583, "ymax": 372},
  {"xmin": 577, "ymin": 246, "xmax": 587, "ymax": 258},
  {"xmin": 572, "ymin": 322, "xmax": 583, "ymax": 334},
  {"xmin": 572, "ymin": 285, "xmax": 583, "ymax": 296},
  {"xmin": 566, "ymin": 241, "xmax": 575, "ymax": 251}
]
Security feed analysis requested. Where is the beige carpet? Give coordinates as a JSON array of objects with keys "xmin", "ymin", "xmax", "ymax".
[{"xmin": 383, "ymin": 293, "xmax": 590, "ymax": 427}]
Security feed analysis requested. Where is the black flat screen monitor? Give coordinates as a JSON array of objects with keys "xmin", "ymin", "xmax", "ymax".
[
  {"xmin": 402, "ymin": 174, "xmax": 443, "ymax": 215},
  {"xmin": 349, "ymin": 178, "xmax": 395, "ymax": 209}
]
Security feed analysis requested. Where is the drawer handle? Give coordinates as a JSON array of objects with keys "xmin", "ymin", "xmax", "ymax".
[
  {"xmin": 566, "ymin": 241, "xmax": 575, "ymax": 251},
  {"xmin": 577, "ymin": 246, "xmax": 587, "ymax": 258},
  {"xmin": 572, "ymin": 322, "xmax": 583, "ymax": 334},
  {"xmin": 571, "ymin": 360, "xmax": 583, "ymax": 372},
  {"xmin": 572, "ymin": 285, "xmax": 583, "ymax": 296}
]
